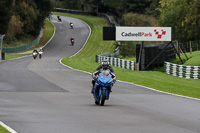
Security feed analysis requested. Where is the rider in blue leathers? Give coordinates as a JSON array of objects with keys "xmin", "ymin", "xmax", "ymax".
[{"xmin": 91, "ymin": 60, "xmax": 116, "ymax": 94}]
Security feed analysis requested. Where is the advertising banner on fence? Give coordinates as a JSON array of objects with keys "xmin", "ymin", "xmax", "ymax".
[{"xmin": 116, "ymin": 27, "xmax": 171, "ymax": 41}]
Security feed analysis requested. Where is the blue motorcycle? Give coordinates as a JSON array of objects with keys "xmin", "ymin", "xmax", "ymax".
[{"xmin": 94, "ymin": 70, "xmax": 113, "ymax": 106}]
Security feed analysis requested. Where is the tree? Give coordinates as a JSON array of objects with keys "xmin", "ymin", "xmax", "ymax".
[
  {"xmin": 122, "ymin": 12, "xmax": 159, "ymax": 26},
  {"xmin": 32, "ymin": 0, "xmax": 53, "ymax": 36},
  {"xmin": 62, "ymin": 0, "xmax": 81, "ymax": 10},
  {"xmin": 145, "ymin": 0, "xmax": 160, "ymax": 17},
  {"xmin": 14, "ymin": 1, "xmax": 38, "ymax": 35},
  {"xmin": 158, "ymin": 0, "xmax": 200, "ymax": 42},
  {"xmin": 0, "ymin": 0, "xmax": 13, "ymax": 34},
  {"xmin": 122, "ymin": 0, "xmax": 151, "ymax": 14}
]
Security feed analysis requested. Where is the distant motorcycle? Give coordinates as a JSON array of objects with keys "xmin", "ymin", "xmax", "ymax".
[
  {"xmin": 38, "ymin": 51, "xmax": 43, "ymax": 59},
  {"xmin": 93, "ymin": 70, "xmax": 114, "ymax": 106},
  {"xmin": 32, "ymin": 52, "xmax": 38, "ymax": 59},
  {"xmin": 71, "ymin": 38, "xmax": 74, "ymax": 46},
  {"xmin": 70, "ymin": 22, "xmax": 74, "ymax": 29},
  {"xmin": 57, "ymin": 16, "xmax": 61, "ymax": 22}
]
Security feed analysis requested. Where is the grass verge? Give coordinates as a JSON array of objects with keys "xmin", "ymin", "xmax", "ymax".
[
  {"xmin": 0, "ymin": 125, "xmax": 10, "ymax": 133},
  {"xmin": 5, "ymin": 54, "xmax": 24, "ymax": 60},
  {"xmin": 55, "ymin": 12, "xmax": 200, "ymax": 99}
]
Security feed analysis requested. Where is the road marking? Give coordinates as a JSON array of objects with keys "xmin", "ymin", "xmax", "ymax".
[{"xmin": 0, "ymin": 121, "xmax": 17, "ymax": 133}]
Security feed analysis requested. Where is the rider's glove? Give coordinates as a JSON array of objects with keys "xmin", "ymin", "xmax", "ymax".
[
  {"xmin": 113, "ymin": 77, "xmax": 116, "ymax": 83},
  {"xmin": 92, "ymin": 71, "xmax": 99, "ymax": 80}
]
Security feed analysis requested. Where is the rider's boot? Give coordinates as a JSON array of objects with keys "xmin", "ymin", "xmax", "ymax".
[
  {"xmin": 91, "ymin": 80, "xmax": 95, "ymax": 94},
  {"xmin": 91, "ymin": 86, "xmax": 94, "ymax": 94}
]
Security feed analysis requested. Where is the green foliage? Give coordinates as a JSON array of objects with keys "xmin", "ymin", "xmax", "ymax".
[
  {"xmin": 122, "ymin": 12, "xmax": 159, "ymax": 26},
  {"xmin": 120, "ymin": 12, "xmax": 159, "ymax": 58},
  {"xmin": 0, "ymin": 0, "xmax": 13, "ymax": 34},
  {"xmin": 6, "ymin": 15, "xmax": 23, "ymax": 39},
  {"xmin": 119, "ymin": 42, "xmax": 137, "ymax": 57},
  {"xmin": 32, "ymin": 0, "xmax": 53, "ymax": 36},
  {"xmin": 158, "ymin": 0, "xmax": 200, "ymax": 42},
  {"xmin": 13, "ymin": 1, "xmax": 38, "ymax": 36},
  {"xmin": 80, "ymin": 0, "xmax": 159, "ymax": 17},
  {"xmin": 63, "ymin": 0, "xmax": 81, "ymax": 10},
  {"xmin": 5, "ymin": 0, "xmax": 53, "ymax": 46},
  {"xmin": 145, "ymin": 0, "xmax": 160, "ymax": 17},
  {"xmin": 50, "ymin": 0, "xmax": 63, "ymax": 8},
  {"xmin": 122, "ymin": 0, "xmax": 151, "ymax": 14}
]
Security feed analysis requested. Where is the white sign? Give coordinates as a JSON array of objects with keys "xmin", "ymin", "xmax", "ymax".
[{"xmin": 116, "ymin": 27, "xmax": 171, "ymax": 41}]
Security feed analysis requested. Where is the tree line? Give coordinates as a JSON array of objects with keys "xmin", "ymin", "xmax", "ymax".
[
  {"xmin": 52, "ymin": 0, "xmax": 200, "ymax": 43},
  {"xmin": 0, "ymin": 0, "xmax": 53, "ymax": 42},
  {"xmin": 0, "ymin": 0, "xmax": 199, "ymax": 49}
]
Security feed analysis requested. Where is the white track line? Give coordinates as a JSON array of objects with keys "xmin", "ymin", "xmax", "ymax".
[{"xmin": 0, "ymin": 121, "xmax": 17, "ymax": 133}]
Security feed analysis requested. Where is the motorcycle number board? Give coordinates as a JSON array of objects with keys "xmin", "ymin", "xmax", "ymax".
[{"xmin": 116, "ymin": 27, "xmax": 171, "ymax": 41}]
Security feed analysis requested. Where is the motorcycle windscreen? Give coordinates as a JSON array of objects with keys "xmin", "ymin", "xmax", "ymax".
[{"xmin": 98, "ymin": 73, "xmax": 112, "ymax": 84}]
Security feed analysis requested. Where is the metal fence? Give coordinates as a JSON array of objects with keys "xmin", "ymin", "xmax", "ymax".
[
  {"xmin": 164, "ymin": 62, "xmax": 200, "ymax": 79},
  {"xmin": 177, "ymin": 40, "xmax": 200, "ymax": 53},
  {"xmin": 96, "ymin": 55, "xmax": 136, "ymax": 71},
  {"xmin": 3, "ymin": 29, "xmax": 43, "ymax": 53}
]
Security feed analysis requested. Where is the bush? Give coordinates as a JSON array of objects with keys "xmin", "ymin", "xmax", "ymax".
[
  {"xmin": 119, "ymin": 42, "xmax": 137, "ymax": 57},
  {"xmin": 122, "ymin": 12, "xmax": 159, "ymax": 26}
]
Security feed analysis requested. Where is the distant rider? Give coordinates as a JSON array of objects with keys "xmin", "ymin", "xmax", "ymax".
[
  {"xmin": 91, "ymin": 60, "xmax": 116, "ymax": 94},
  {"xmin": 38, "ymin": 48, "xmax": 43, "ymax": 59},
  {"xmin": 33, "ymin": 48, "xmax": 38, "ymax": 54},
  {"xmin": 57, "ymin": 16, "xmax": 61, "ymax": 21},
  {"xmin": 70, "ymin": 22, "xmax": 73, "ymax": 28},
  {"xmin": 38, "ymin": 48, "xmax": 43, "ymax": 54},
  {"xmin": 70, "ymin": 37, "xmax": 74, "ymax": 45}
]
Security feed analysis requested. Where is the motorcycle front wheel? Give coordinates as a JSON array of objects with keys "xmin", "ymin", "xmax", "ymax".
[{"xmin": 99, "ymin": 89, "xmax": 106, "ymax": 106}]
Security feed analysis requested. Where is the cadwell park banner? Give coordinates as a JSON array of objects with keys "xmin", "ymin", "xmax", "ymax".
[{"xmin": 116, "ymin": 27, "xmax": 171, "ymax": 41}]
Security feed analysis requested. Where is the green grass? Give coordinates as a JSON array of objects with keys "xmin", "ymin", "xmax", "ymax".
[
  {"xmin": 36, "ymin": 19, "xmax": 54, "ymax": 48},
  {"xmin": 123, "ymin": 57, "xmax": 136, "ymax": 61},
  {"xmin": 184, "ymin": 51, "xmax": 200, "ymax": 66},
  {"xmin": 56, "ymin": 12, "xmax": 200, "ymax": 99},
  {"xmin": 5, "ymin": 54, "xmax": 24, "ymax": 60},
  {"xmin": 0, "ymin": 125, "xmax": 10, "ymax": 133}
]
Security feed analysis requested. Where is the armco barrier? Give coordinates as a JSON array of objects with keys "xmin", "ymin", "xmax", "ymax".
[
  {"xmin": 2, "ymin": 29, "xmax": 43, "ymax": 53},
  {"xmin": 164, "ymin": 62, "xmax": 200, "ymax": 79},
  {"xmin": 96, "ymin": 55, "xmax": 135, "ymax": 71}
]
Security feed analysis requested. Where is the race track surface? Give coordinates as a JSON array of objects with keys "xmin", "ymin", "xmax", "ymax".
[{"xmin": 0, "ymin": 15, "xmax": 200, "ymax": 133}]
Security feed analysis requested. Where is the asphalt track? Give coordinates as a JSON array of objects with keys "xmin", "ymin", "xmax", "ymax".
[{"xmin": 0, "ymin": 15, "xmax": 200, "ymax": 133}]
